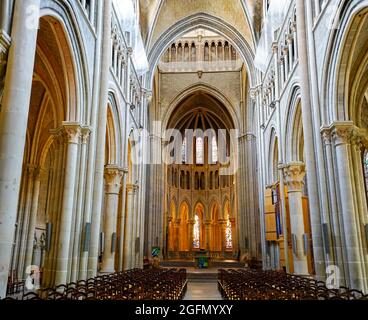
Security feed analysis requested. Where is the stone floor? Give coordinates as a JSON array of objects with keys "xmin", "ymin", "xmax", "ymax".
[{"xmin": 184, "ymin": 280, "xmax": 223, "ymax": 300}]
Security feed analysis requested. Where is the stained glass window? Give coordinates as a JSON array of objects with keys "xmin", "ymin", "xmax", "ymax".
[
  {"xmin": 193, "ymin": 214, "xmax": 200, "ymax": 249},
  {"xmin": 212, "ymin": 136, "xmax": 218, "ymax": 163},
  {"xmin": 182, "ymin": 137, "xmax": 187, "ymax": 163},
  {"xmin": 226, "ymin": 217, "xmax": 232, "ymax": 249},
  {"xmin": 196, "ymin": 137, "xmax": 204, "ymax": 164}
]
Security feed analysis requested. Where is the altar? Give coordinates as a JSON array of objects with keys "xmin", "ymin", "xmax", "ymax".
[{"xmin": 194, "ymin": 250, "xmax": 211, "ymax": 268}]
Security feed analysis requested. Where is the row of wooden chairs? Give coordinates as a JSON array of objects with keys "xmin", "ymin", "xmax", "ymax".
[
  {"xmin": 4, "ymin": 268, "xmax": 187, "ymax": 301},
  {"xmin": 6, "ymin": 270, "xmax": 25, "ymax": 295},
  {"xmin": 218, "ymin": 269, "xmax": 368, "ymax": 300}
]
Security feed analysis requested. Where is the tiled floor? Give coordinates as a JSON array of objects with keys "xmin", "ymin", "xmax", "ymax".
[{"xmin": 184, "ymin": 281, "xmax": 223, "ymax": 300}]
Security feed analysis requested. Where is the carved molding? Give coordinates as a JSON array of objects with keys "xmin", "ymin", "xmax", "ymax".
[
  {"xmin": 81, "ymin": 127, "xmax": 91, "ymax": 144},
  {"xmin": 62, "ymin": 122, "xmax": 82, "ymax": 144},
  {"xmin": 104, "ymin": 166, "xmax": 124, "ymax": 194},
  {"xmin": 283, "ymin": 162, "xmax": 306, "ymax": 192}
]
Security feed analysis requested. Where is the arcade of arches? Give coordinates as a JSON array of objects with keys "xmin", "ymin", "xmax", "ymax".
[{"xmin": 0, "ymin": 0, "xmax": 368, "ymax": 299}]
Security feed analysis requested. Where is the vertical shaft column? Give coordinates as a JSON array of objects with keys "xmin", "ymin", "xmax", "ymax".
[
  {"xmin": 88, "ymin": 0, "xmax": 112, "ymax": 278},
  {"xmin": 205, "ymin": 220, "xmax": 212, "ymax": 250},
  {"xmin": 23, "ymin": 167, "xmax": 41, "ymax": 273},
  {"xmin": 0, "ymin": 0, "xmax": 40, "ymax": 298},
  {"xmin": 295, "ymin": 0, "xmax": 325, "ymax": 278},
  {"xmin": 100, "ymin": 166, "xmax": 123, "ymax": 273},
  {"xmin": 123, "ymin": 184, "xmax": 137, "ymax": 270},
  {"xmin": 54, "ymin": 123, "xmax": 81, "ymax": 286},
  {"xmin": 284, "ymin": 162, "xmax": 309, "ymax": 275},
  {"xmin": 331, "ymin": 123, "xmax": 365, "ymax": 291}
]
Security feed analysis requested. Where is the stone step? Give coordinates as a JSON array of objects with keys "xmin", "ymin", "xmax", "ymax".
[
  {"xmin": 187, "ymin": 272, "xmax": 218, "ymax": 282},
  {"xmin": 161, "ymin": 260, "xmax": 245, "ymax": 269}
]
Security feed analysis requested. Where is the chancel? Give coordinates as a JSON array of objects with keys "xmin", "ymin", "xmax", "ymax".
[{"xmin": 0, "ymin": 0, "xmax": 368, "ymax": 302}]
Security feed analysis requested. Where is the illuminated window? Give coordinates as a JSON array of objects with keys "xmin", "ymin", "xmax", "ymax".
[
  {"xmin": 193, "ymin": 214, "xmax": 200, "ymax": 249},
  {"xmin": 212, "ymin": 136, "xmax": 218, "ymax": 163},
  {"xmin": 182, "ymin": 137, "xmax": 187, "ymax": 163},
  {"xmin": 196, "ymin": 137, "xmax": 204, "ymax": 164},
  {"xmin": 226, "ymin": 217, "xmax": 232, "ymax": 249}
]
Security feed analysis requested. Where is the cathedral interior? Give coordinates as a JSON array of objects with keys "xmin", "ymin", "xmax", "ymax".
[{"xmin": 0, "ymin": 0, "xmax": 368, "ymax": 301}]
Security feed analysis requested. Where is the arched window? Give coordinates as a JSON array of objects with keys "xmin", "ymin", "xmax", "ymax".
[
  {"xmin": 196, "ymin": 137, "xmax": 204, "ymax": 164},
  {"xmin": 226, "ymin": 217, "xmax": 233, "ymax": 249},
  {"xmin": 184, "ymin": 43, "xmax": 190, "ymax": 62},
  {"xmin": 200, "ymin": 172, "xmax": 205, "ymax": 190},
  {"xmin": 177, "ymin": 43, "xmax": 183, "ymax": 61},
  {"xmin": 182, "ymin": 137, "xmax": 187, "ymax": 163},
  {"xmin": 180, "ymin": 171, "xmax": 185, "ymax": 189},
  {"xmin": 225, "ymin": 203, "xmax": 232, "ymax": 249},
  {"xmin": 195, "ymin": 172, "xmax": 199, "ymax": 190},
  {"xmin": 191, "ymin": 43, "xmax": 196, "ymax": 61},
  {"xmin": 212, "ymin": 136, "xmax": 218, "ymax": 163},
  {"xmin": 193, "ymin": 214, "xmax": 200, "ymax": 249},
  {"xmin": 204, "ymin": 42, "xmax": 209, "ymax": 61},
  {"xmin": 364, "ymin": 149, "xmax": 368, "ymax": 202}
]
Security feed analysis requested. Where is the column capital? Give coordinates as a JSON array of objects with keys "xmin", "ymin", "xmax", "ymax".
[
  {"xmin": 104, "ymin": 165, "xmax": 123, "ymax": 194},
  {"xmin": 321, "ymin": 126, "xmax": 332, "ymax": 146},
  {"xmin": 286, "ymin": 34, "xmax": 294, "ymax": 44},
  {"xmin": 126, "ymin": 183, "xmax": 139, "ymax": 194},
  {"xmin": 81, "ymin": 126, "xmax": 91, "ymax": 144},
  {"xmin": 290, "ymin": 21, "xmax": 297, "ymax": 33},
  {"xmin": 283, "ymin": 162, "xmax": 306, "ymax": 192},
  {"xmin": 328, "ymin": 121, "xmax": 355, "ymax": 146},
  {"xmin": 62, "ymin": 122, "xmax": 82, "ymax": 144},
  {"xmin": 271, "ymin": 42, "xmax": 278, "ymax": 54}
]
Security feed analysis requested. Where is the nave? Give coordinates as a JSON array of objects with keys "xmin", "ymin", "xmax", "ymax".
[{"xmin": 4, "ymin": 267, "xmax": 368, "ymax": 301}]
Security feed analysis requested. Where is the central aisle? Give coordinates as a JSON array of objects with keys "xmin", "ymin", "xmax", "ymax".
[{"xmin": 183, "ymin": 280, "xmax": 223, "ymax": 300}]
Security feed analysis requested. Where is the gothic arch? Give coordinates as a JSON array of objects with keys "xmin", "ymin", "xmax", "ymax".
[
  {"xmin": 323, "ymin": 0, "xmax": 368, "ymax": 125},
  {"xmin": 268, "ymin": 128, "xmax": 279, "ymax": 184},
  {"xmin": 146, "ymin": 13, "xmax": 256, "ymax": 90},
  {"xmin": 285, "ymin": 86, "xmax": 304, "ymax": 163},
  {"xmin": 162, "ymin": 83, "xmax": 239, "ymax": 131},
  {"xmin": 40, "ymin": 1, "xmax": 90, "ymax": 123},
  {"xmin": 193, "ymin": 201, "xmax": 206, "ymax": 220},
  {"xmin": 106, "ymin": 93, "xmax": 123, "ymax": 167}
]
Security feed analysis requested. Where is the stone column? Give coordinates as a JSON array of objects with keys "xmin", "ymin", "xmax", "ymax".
[
  {"xmin": 117, "ymin": 168, "xmax": 128, "ymax": 271},
  {"xmin": 54, "ymin": 123, "xmax": 81, "ymax": 286},
  {"xmin": 351, "ymin": 134, "xmax": 368, "ymax": 286},
  {"xmin": 88, "ymin": 0, "xmax": 112, "ymax": 279},
  {"xmin": 188, "ymin": 220, "xmax": 194, "ymax": 252},
  {"xmin": 321, "ymin": 128, "xmax": 346, "ymax": 285},
  {"xmin": 0, "ymin": 0, "xmax": 40, "ymax": 299},
  {"xmin": 17, "ymin": 165, "xmax": 36, "ymax": 279},
  {"xmin": 100, "ymin": 166, "xmax": 123, "ymax": 273},
  {"xmin": 219, "ymin": 220, "xmax": 227, "ymax": 256},
  {"xmin": 123, "ymin": 184, "xmax": 137, "ymax": 270},
  {"xmin": 284, "ymin": 162, "xmax": 309, "ymax": 275},
  {"xmin": 296, "ymin": 0, "xmax": 325, "ymax": 278},
  {"xmin": 331, "ymin": 123, "xmax": 365, "ymax": 290},
  {"xmin": 173, "ymin": 220, "xmax": 180, "ymax": 251},
  {"xmin": 23, "ymin": 167, "xmax": 42, "ymax": 274},
  {"xmin": 205, "ymin": 220, "xmax": 212, "ymax": 251},
  {"xmin": 70, "ymin": 127, "xmax": 90, "ymax": 282}
]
